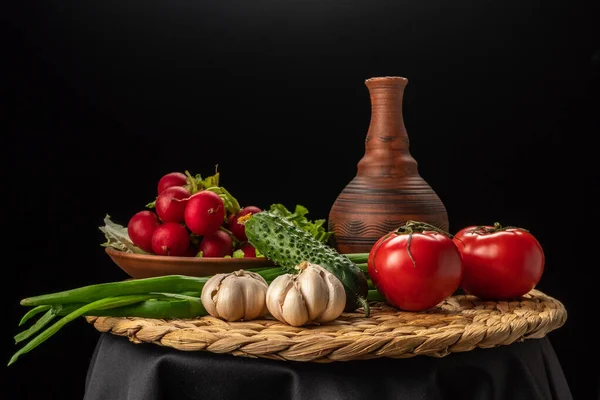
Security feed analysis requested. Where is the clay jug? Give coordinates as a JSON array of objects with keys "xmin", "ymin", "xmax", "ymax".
[{"xmin": 328, "ymin": 76, "xmax": 449, "ymax": 254}]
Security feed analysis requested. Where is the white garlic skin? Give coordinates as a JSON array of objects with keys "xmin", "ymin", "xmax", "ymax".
[
  {"xmin": 201, "ymin": 269, "xmax": 269, "ymax": 322},
  {"xmin": 266, "ymin": 262, "xmax": 346, "ymax": 327}
]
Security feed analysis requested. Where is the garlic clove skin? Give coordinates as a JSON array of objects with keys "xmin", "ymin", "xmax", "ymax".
[
  {"xmin": 214, "ymin": 275, "xmax": 246, "ymax": 322},
  {"xmin": 200, "ymin": 269, "xmax": 269, "ymax": 322},
  {"xmin": 316, "ymin": 267, "xmax": 346, "ymax": 323},
  {"xmin": 200, "ymin": 273, "xmax": 229, "ymax": 318},
  {"xmin": 296, "ymin": 266, "xmax": 329, "ymax": 322},
  {"xmin": 242, "ymin": 277, "xmax": 269, "ymax": 320},
  {"xmin": 281, "ymin": 282, "xmax": 309, "ymax": 327},
  {"xmin": 265, "ymin": 274, "xmax": 291, "ymax": 323},
  {"xmin": 265, "ymin": 262, "xmax": 347, "ymax": 327}
]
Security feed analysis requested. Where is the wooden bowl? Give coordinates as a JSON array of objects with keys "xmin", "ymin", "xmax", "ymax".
[{"xmin": 105, "ymin": 247, "xmax": 275, "ymax": 279}]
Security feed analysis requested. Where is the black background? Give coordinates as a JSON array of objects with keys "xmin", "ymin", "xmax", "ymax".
[{"xmin": 4, "ymin": 1, "xmax": 599, "ymax": 399}]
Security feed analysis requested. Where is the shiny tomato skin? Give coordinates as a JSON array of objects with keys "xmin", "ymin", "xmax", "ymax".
[
  {"xmin": 367, "ymin": 234, "xmax": 389, "ymax": 291},
  {"xmin": 368, "ymin": 232, "xmax": 463, "ymax": 311},
  {"xmin": 453, "ymin": 226, "xmax": 545, "ymax": 300}
]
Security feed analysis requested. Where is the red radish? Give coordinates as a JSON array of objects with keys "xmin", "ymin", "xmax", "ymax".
[
  {"xmin": 182, "ymin": 244, "xmax": 199, "ymax": 257},
  {"xmin": 156, "ymin": 186, "xmax": 190, "ymax": 223},
  {"xmin": 227, "ymin": 206, "xmax": 262, "ymax": 242},
  {"xmin": 184, "ymin": 191, "xmax": 225, "ymax": 236},
  {"xmin": 127, "ymin": 211, "xmax": 161, "ymax": 253},
  {"xmin": 240, "ymin": 242, "xmax": 257, "ymax": 258},
  {"xmin": 157, "ymin": 172, "xmax": 187, "ymax": 194},
  {"xmin": 199, "ymin": 230, "xmax": 233, "ymax": 257},
  {"xmin": 151, "ymin": 222, "xmax": 190, "ymax": 256}
]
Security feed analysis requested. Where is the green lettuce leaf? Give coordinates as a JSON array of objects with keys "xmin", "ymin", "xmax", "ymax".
[{"xmin": 267, "ymin": 204, "xmax": 333, "ymax": 243}]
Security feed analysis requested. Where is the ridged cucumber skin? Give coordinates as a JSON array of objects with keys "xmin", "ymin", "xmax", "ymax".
[{"xmin": 245, "ymin": 212, "xmax": 368, "ymax": 312}]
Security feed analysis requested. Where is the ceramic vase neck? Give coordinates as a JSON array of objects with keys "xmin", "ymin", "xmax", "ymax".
[{"xmin": 358, "ymin": 76, "xmax": 417, "ymax": 177}]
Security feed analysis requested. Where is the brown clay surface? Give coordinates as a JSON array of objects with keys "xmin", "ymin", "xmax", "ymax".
[{"xmin": 329, "ymin": 77, "xmax": 448, "ymax": 253}]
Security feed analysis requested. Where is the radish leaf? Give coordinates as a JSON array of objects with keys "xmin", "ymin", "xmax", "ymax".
[
  {"xmin": 232, "ymin": 249, "xmax": 245, "ymax": 258},
  {"xmin": 206, "ymin": 186, "xmax": 241, "ymax": 215},
  {"xmin": 99, "ymin": 215, "xmax": 147, "ymax": 254}
]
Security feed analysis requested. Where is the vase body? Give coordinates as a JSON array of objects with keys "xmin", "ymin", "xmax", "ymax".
[{"xmin": 328, "ymin": 76, "xmax": 449, "ymax": 254}]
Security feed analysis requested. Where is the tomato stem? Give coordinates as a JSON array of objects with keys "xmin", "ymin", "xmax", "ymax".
[
  {"xmin": 469, "ymin": 222, "xmax": 528, "ymax": 235},
  {"xmin": 394, "ymin": 220, "xmax": 457, "ymax": 268},
  {"xmin": 405, "ymin": 228, "xmax": 417, "ymax": 268}
]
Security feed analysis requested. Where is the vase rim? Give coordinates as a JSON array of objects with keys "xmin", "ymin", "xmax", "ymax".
[{"xmin": 365, "ymin": 76, "xmax": 408, "ymax": 83}]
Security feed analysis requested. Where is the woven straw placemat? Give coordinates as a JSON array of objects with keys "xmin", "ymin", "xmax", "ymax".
[{"xmin": 85, "ymin": 289, "xmax": 567, "ymax": 362}]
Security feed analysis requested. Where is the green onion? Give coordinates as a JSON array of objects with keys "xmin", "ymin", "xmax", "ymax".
[
  {"xmin": 14, "ymin": 307, "xmax": 61, "ymax": 344},
  {"xmin": 18, "ymin": 305, "xmax": 51, "ymax": 326},
  {"xmin": 343, "ymin": 253, "xmax": 369, "ymax": 264},
  {"xmin": 356, "ymin": 263, "xmax": 368, "ymax": 273},
  {"xmin": 11, "ymin": 266, "xmax": 290, "ymax": 366},
  {"xmin": 20, "ymin": 267, "xmax": 285, "ymax": 307},
  {"xmin": 367, "ymin": 289, "xmax": 386, "ymax": 302},
  {"xmin": 9, "ymin": 294, "xmax": 163, "ymax": 366},
  {"xmin": 20, "ymin": 275, "xmax": 210, "ymax": 306}
]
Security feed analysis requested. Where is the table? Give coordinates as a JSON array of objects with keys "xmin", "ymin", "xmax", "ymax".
[{"xmin": 84, "ymin": 333, "xmax": 572, "ymax": 400}]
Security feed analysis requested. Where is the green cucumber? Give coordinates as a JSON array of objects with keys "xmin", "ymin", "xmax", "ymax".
[{"xmin": 245, "ymin": 212, "xmax": 369, "ymax": 315}]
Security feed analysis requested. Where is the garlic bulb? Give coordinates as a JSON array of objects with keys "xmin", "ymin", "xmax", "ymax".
[
  {"xmin": 201, "ymin": 269, "xmax": 268, "ymax": 322},
  {"xmin": 266, "ymin": 261, "xmax": 346, "ymax": 326}
]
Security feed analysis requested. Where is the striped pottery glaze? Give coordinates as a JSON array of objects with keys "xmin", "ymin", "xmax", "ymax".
[{"xmin": 328, "ymin": 77, "xmax": 448, "ymax": 254}]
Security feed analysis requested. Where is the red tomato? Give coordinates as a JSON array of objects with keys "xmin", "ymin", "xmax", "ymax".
[
  {"xmin": 368, "ymin": 226, "xmax": 463, "ymax": 311},
  {"xmin": 453, "ymin": 223, "xmax": 545, "ymax": 300}
]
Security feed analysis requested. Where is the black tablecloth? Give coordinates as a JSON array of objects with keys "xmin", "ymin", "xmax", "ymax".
[{"xmin": 84, "ymin": 333, "xmax": 572, "ymax": 400}]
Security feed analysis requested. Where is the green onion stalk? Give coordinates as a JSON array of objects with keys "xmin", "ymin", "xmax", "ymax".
[
  {"xmin": 10, "ymin": 266, "xmax": 286, "ymax": 366},
  {"xmin": 11, "ymin": 253, "xmax": 378, "ymax": 366},
  {"xmin": 344, "ymin": 254, "xmax": 386, "ymax": 302}
]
